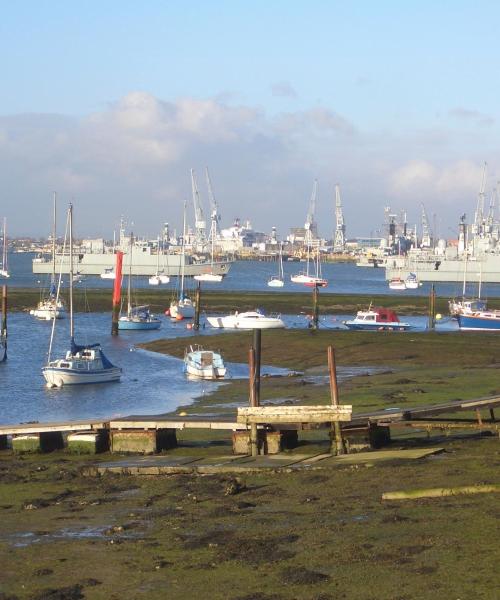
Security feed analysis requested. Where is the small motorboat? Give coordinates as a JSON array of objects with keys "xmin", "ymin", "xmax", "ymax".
[
  {"xmin": 344, "ymin": 307, "xmax": 412, "ymax": 331},
  {"xmin": 404, "ymin": 273, "xmax": 421, "ymax": 289},
  {"xmin": 267, "ymin": 275, "xmax": 284, "ymax": 288},
  {"xmin": 207, "ymin": 310, "xmax": 285, "ymax": 329},
  {"xmin": 388, "ymin": 277, "xmax": 406, "ymax": 291},
  {"xmin": 100, "ymin": 268, "xmax": 116, "ymax": 280},
  {"xmin": 30, "ymin": 297, "xmax": 66, "ymax": 320},
  {"xmin": 194, "ymin": 273, "xmax": 224, "ymax": 282},
  {"xmin": 184, "ymin": 345, "xmax": 226, "ymax": 379}
]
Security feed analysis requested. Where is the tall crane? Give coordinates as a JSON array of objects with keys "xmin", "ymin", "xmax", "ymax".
[
  {"xmin": 472, "ymin": 162, "xmax": 487, "ymax": 237},
  {"xmin": 420, "ymin": 203, "xmax": 431, "ymax": 248},
  {"xmin": 304, "ymin": 179, "xmax": 318, "ymax": 247},
  {"xmin": 190, "ymin": 168, "xmax": 206, "ymax": 250},
  {"xmin": 333, "ymin": 184, "xmax": 346, "ymax": 252},
  {"xmin": 205, "ymin": 167, "xmax": 220, "ymax": 244}
]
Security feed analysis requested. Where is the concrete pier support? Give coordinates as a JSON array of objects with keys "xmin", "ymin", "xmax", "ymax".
[
  {"xmin": 232, "ymin": 429, "xmax": 298, "ymax": 455},
  {"xmin": 12, "ymin": 432, "xmax": 64, "ymax": 453},
  {"xmin": 368, "ymin": 423, "xmax": 392, "ymax": 449},
  {"xmin": 110, "ymin": 429, "xmax": 177, "ymax": 454},
  {"xmin": 67, "ymin": 430, "xmax": 109, "ymax": 454},
  {"xmin": 0, "ymin": 434, "xmax": 8, "ymax": 450}
]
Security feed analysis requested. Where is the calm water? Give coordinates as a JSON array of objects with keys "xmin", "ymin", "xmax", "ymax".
[
  {"xmin": 0, "ymin": 253, "xmax": 461, "ymax": 425},
  {"xmin": 6, "ymin": 251, "xmax": 500, "ymax": 298}
]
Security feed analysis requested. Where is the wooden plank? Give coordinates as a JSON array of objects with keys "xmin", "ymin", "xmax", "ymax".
[
  {"xmin": 109, "ymin": 419, "xmax": 242, "ymax": 431},
  {"xmin": 237, "ymin": 405, "xmax": 352, "ymax": 424},
  {"xmin": 0, "ymin": 420, "xmax": 108, "ymax": 435}
]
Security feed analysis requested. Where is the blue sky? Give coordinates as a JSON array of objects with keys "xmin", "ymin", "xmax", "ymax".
[{"xmin": 1, "ymin": 1, "xmax": 500, "ymax": 237}]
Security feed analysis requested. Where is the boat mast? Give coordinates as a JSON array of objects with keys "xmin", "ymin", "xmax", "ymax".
[
  {"xmin": 2, "ymin": 217, "xmax": 7, "ymax": 273},
  {"xmin": 51, "ymin": 192, "xmax": 57, "ymax": 287},
  {"xmin": 69, "ymin": 204, "xmax": 74, "ymax": 344},
  {"xmin": 180, "ymin": 203, "xmax": 186, "ymax": 299},
  {"xmin": 127, "ymin": 233, "xmax": 133, "ymax": 316}
]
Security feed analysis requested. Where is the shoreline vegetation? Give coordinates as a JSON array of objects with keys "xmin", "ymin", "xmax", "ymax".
[{"xmin": 7, "ymin": 287, "xmax": 500, "ymax": 315}]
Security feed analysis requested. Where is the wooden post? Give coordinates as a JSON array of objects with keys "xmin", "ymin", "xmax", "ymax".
[
  {"xmin": 253, "ymin": 328, "xmax": 262, "ymax": 407},
  {"xmin": 311, "ymin": 285, "xmax": 319, "ymax": 330},
  {"xmin": 111, "ymin": 251, "xmax": 124, "ymax": 335},
  {"xmin": 193, "ymin": 281, "xmax": 201, "ymax": 331},
  {"xmin": 1, "ymin": 285, "xmax": 7, "ymax": 362},
  {"xmin": 428, "ymin": 284, "xmax": 436, "ymax": 330},
  {"xmin": 476, "ymin": 409, "xmax": 483, "ymax": 426},
  {"xmin": 249, "ymin": 346, "xmax": 258, "ymax": 456},
  {"xmin": 489, "ymin": 408, "xmax": 496, "ymax": 422},
  {"xmin": 328, "ymin": 346, "xmax": 346, "ymax": 455}
]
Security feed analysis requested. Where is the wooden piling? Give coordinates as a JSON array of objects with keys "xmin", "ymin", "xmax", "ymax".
[
  {"xmin": 193, "ymin": 281, "xmax": 201, "ymax": 330},
  {"xmin": 111, "ymin": 251, "xmax": 124, "ymax": 335},
  {"xmin": 311, "ymin": 285, "xmax": 319, "ymax": 330},
  {"xmin": 249, "ymin": 346, "xmax": 258, "ymax": 456},
  {"xmin": 1, "ymin": 285, "xmax": 6, "ymax": 361},
  {"xmin": 253, "ymin": 329, "xmax": 262, "ymax": 406},
  {"xmin": 328, "ymin": 346, "xmax": 346, "ymax": 455},
  {"xmin": 428, "ymin": 284, "xmax": 436, "ymax": 330}
]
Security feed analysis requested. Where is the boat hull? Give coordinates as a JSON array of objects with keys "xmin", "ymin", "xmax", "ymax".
[
  {"xmin": 207, "ymin": 314, "xmax": 285, "ymax": 329},
  {"xmin": 344, "ymin": 322, "xmax": 412, "ymax": 331},
  {"xmin": 118, "ymin": 318, "xmax": 161, "ymax": 330},
  {"xmin": 42, "ymin": 366, "xmax": 122, "ymax": 386},
  {"xmin": 185, "ymin": 363, "xmax": 227, "ymax": 379},
  {"xmin": 457, "ymin": 313, "xmax": 500, "ymax": 331}
]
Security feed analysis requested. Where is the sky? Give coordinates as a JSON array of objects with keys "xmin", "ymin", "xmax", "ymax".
[{"xmin": 1, "ymin": 0, "xmax": 500, "ymax": 239}]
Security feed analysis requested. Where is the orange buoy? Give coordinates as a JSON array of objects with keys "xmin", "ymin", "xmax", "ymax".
[{"xmin": 176, "ymin": 314, "xmax": 184, "ymax": 321}]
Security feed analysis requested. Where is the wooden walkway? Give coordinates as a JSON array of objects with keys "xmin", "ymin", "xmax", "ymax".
[{"xmin": 1, "ymin": 395, "xmax": 499, "ymax": 438}]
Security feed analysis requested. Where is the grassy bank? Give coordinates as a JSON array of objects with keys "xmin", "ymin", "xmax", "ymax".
[
  {"xmin": 8, "ymin": 287, "xmax": 498, "ymax": 315},
  {"xmin": 141, "ymin": 329, "xmax": 500, "ymax": 420}
]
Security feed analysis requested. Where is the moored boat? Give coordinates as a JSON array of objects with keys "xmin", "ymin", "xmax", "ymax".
[
  {"xmin": 449, "ymin": 298, "xmax": 487, "ymax": 318},
  {"xmin": 344, "ymin": 307, "xmax": 412, "ymax": 331},
  {"xmin": 184, "ymin": 345, "xmax": 226, "ymax": 379},
  {"xmin": 118, "ymin": 305, "xmax": 161, "ymax": 330},
  {"xmin": 405, "ymin": 272, "xmax": 421, "ymax": 289},
  {"xmin": 207, "ymin": 310, "xmax": 285, "ymax": 329},
  {"xmin": 42, "ymin": 204, "xmax": 121, "ymax": 388},
  {"xmin": 389, "ymin": 277, "xmax": 406, "ymax": 290},
  {"xmin": 457, "ymin": 310, "xmax": 500, "ymax": 331}
]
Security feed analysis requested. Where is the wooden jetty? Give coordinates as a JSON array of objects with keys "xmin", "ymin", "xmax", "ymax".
[{"xmin": 1, "ymin": 394, "xmax": 498, "ymax": 455}]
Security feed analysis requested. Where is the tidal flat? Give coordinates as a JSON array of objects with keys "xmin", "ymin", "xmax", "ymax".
[{"xmin": 1, "ymin": 329, "xmax": 500, "ymax": 598}]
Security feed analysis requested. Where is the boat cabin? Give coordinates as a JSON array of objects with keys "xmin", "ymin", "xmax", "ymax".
[{"xmin": 358, "ymin": 308, "xmax": 400, "ymax": 323}]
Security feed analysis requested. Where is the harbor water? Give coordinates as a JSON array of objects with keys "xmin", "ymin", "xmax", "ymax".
[{"xmin": 0, "ymin": 253, "xmax": 467, "ymax": 425}]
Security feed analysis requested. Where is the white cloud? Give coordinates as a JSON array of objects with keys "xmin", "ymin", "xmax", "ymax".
[{"xmin": 0, "ymin": 93, "xmax": 499, "ymax": 237}]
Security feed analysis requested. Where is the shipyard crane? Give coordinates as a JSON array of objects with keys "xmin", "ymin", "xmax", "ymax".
[
  {"xmin": 420, "ymin": 203, "xmax": 431, "ymax": 248},
  {"xmin": 190, "ymin": 168, "xmax": 206, "ymax": 250},
  {"xmin": 333, "ymin": 184, "xmax": 346, "ymax": 252},
  {"xmin": 473, "ymin": 162, "xmax": 487, "ymax": 237},
  {"xmin": 205, "ymin": 167, "xmax": 221, "ymax": 244},
  {"xmin": 304, "ymin": 179, "xmax": 318, "ymax": 247}
]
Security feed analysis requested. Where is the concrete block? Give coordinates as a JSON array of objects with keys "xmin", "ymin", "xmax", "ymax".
[
  {"xmin": 67, "ymin": 430, "xmax": 109, "ymax": 454},
  {"xmin": 232, "ymin": 430, "xmax": 297, "ymax": 455},
  {"xmin": 12, "ymin": 432, "xmax": 64, "ymax": 453},
  {"xmin": 0, "ymin": 435, "xmax": 8, "ymax": 450},
  {"xmin": 110, "ymin": 429, "xmax": 177, "ymax": 454}
]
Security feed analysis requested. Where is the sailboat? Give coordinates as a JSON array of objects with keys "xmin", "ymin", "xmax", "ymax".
[
  {"xmin": 149, "ymin": 236, "xmax": 170, "ymax": 285},
  {"xmin": 268, "ymin": 243, "xmax": 285, "ymax": 287},
  {"xmin": 291, "ymin": 243, "xmax": 327, "ymax": 287},
  {"xmin": 0, "ymin": 218, "xmax": 10, "ymax": 278},
  {"xmin": 119, "ymin": 234, "xmax": 161, "ymax": 330},
  {"xmin": 42, "ymin": 204, "xmax": 121, "ymax": 388},
  {"xmin": 169, "ymin": 205, "xmax": 195, "ymax": 320},
  {"xmin": 30, "ymin": 194, "xmax": 66, "ymax": 320}
]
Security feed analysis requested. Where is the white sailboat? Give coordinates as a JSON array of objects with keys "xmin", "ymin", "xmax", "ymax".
[
  {"xmin": 42, "ymin": 204, "xmax": 121, "ymax": 388},
  {"xmin": 291, "ymin": 243, "xmax": 327, "ymax": 287},
  {"xmin": 119, "ymin": 234, "xmax": 161, "ymax": 330},
  {"xmin": 30, "ymin": 193, "xmax": 66, "ymax": 320},
  {"xmin": 0, "ymin": 218, "xmax": 10, "ymax": 278},
  {"xmin": 268, "ymin": 243, "xmax": 285, "ymax": 288},
  {"xmin": 194, "ymin": 168, "xmax": 224, "ymax": 283},
  {"xmin": 149, "ymin": 236, "xmax": 170, "ymax": 285},
  {"xmin": 169, "ymin": 204, "xmax": 195, "ymax": 320}
]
